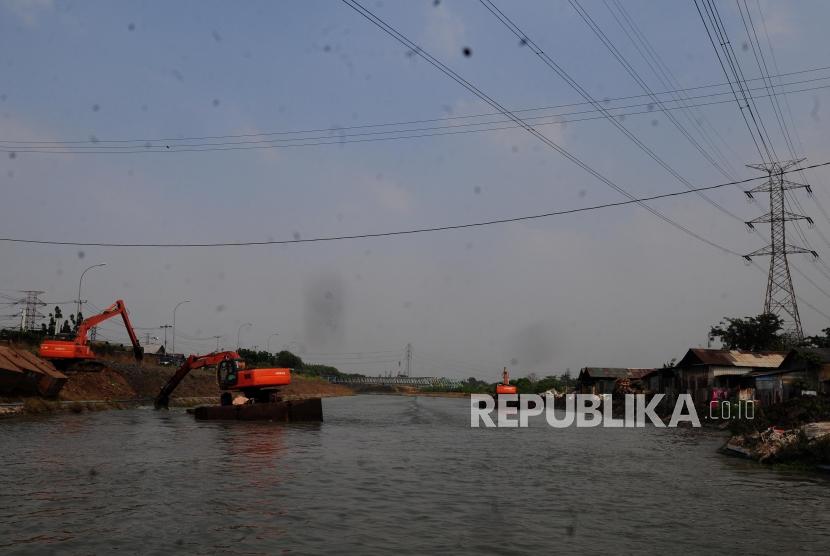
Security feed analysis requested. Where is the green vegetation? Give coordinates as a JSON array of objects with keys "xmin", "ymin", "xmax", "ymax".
[
  {"xmin": 709, "ymin": 312, "xmax": 830, "ymax": 351},
  {"xmin": 432, "ymin": 373, "xmax": 576, "ymax": 394},
  {"xmin": 709, "ymin": 312, "xmax": 787, "ymax": 351},
  {"xmin": 237, "ymin": 348, "xmax": 365, "ymax": 380}
]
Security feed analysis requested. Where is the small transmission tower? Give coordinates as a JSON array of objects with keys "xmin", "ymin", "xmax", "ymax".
[
  {"xmin": 744, "ymin": 159, "xmax": 816, "ymax": 340},
  {"xmin": 18, "ymin": 290, "xmax": 46, "ymax": 332}
]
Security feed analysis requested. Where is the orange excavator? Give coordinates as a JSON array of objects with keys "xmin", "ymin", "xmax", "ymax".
[
  {"xmin": 496, "ymin": 367, "xmax": 517, "ymax": 396},
  {"xmin": 154, "ymin": 350, "xmax": 291, "ymax": 409},
  {"xmin": 38, "ymin": 299, "xmax": 143, "ymax": 371}
]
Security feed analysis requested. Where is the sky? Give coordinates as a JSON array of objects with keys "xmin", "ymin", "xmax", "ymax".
[{"xmin": 2, "ymin": 0, "xmax": 830, "ymax": 380}]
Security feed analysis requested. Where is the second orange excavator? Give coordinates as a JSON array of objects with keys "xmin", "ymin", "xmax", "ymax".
[
  {"xmin": 154, "ymin": 350, "xmax": 322, "ymax": 421},
  {"xmin": 38, "ymin": 299, "xmax": 143, "ymax": 371}
]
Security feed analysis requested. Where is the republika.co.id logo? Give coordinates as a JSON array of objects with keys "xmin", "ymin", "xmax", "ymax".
[{"xmin": 471, "ymin": 393, "xmax": 706, "ymax": 428}]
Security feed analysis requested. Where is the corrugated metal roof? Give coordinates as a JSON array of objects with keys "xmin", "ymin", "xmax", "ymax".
[
  {"xmin": 580, "ymin": 367, "xmax": 654, "ymax": 379},
  {"xmin": 0, "ymin": 346, "xmax": 60, "ymax": 375},
  {"xmin": 686, "ymin": 348, "xmax": 785, "ymax": 368}
]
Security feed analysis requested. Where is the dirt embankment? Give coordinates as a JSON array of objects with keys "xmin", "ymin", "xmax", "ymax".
[{"xmin": 3, "ymin": 358, "xmax": 354, "ymax": 415}]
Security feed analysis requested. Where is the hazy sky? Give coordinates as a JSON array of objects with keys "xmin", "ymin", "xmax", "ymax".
[{"xmin": 2, "ymin": 0, "xmax": 830, "ymax": 380}]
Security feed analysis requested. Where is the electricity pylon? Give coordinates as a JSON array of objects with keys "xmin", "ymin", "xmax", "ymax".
[{"xmin": 744, "ymin": 159, "xmax": 816, "ymax": 340}]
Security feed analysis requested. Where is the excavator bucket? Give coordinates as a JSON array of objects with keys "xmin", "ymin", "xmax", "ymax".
[{"xmin": 133, "ymin": 345, "xmax": 144, "ymax": 362}]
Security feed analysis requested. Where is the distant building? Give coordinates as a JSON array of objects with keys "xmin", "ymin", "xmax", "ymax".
[
  {"xmin": 666, "ymin": 348, "xmax": 787, "ymax": 406},
  {"xmin": 751, "ymin": 348, "xmax": 830, "ymax": 404},
  {"xmin": 577, "ymin": 367, "xmax": 653, "ymax": 395}
]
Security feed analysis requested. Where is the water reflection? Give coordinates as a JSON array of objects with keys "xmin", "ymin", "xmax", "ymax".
[{"xmin": 1, "ymin": 398, "xmax": 828, "ymax": 554}]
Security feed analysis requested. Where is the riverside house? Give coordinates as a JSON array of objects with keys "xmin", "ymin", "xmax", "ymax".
[{"xmin": 577, "ymin": 367, "xmax": 652, "ymax": 395}]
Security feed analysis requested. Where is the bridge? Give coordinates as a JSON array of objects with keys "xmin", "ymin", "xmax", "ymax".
[{"xmin": 325, "ymin": 375, "xmax": 463, "ymax": 389}]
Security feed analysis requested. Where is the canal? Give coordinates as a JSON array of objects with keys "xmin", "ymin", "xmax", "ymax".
[{"xmin": 1, "ymin": 395, "xmax": 828, "ymax": 554}]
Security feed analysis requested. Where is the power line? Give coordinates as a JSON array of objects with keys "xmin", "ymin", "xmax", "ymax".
[
  {"xmin": 4, "ymin": 62, "xmax": 829, "ymax": 147},
  {"xmin": 481, "ymin": 0, "xmax": 745, "ymax": 224},
  {"xmin": 6, "ymin": 76, "xmax": 830, "ymax": 155},
  {"xmin": 696, "ymin": 0, "xmax": 817, "ymax": 338},
  {"xmin": 606, "ymin": 0, "xmax": 740, "ymax": 178},
  {"xmin": 340, "ymin": 0, "xmax": 741, "ymax": 257},
  {"xmin": 6, "ymin": 163, "xmax": 828, "ymax": 249}
]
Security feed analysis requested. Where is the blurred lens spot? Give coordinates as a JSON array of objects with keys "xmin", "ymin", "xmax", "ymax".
[
  {"xmin": 462, "ymin": 47, "xmax": 472, "ymax": 57},
  {"xmin": 77, "ymin": 250, "xmax": 85, "ymax": 259}
]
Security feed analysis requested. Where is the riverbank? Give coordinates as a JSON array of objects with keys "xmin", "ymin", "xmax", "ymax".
[
  {"xmin": 0, "ymin": 358, "xmax": 354, "ymax": 416},
  {"xmin": 349, "ymin": 384, "xmax": 469, "ymax": 397},
  {"xmin": 719, "ymin": 396, "xmax": 830, "ymax": 468}
]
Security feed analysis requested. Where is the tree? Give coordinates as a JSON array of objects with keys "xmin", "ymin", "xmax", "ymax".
[
  {"xmin": 275, "ymin": 350, "xmax": 303, "ymax": 369},
  {"xmin": 802, "ymin": 328, "xmax": 830, "ymax": 348},
  {"xmin": 60, "ymin": 320, "xmax": 72, "ymax": 334},
  {"xmin": 709, "ymin": 313, "xmax": 785, "ymax": 351}
]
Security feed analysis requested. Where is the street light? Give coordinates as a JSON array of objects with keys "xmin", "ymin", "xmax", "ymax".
[
  {"xmin": 160, "ymin": 324, "xmax": 172, "ymax": 352},
  {"xmin": 267, "ymin": 332, "xmax": 280, "ymax": 353},
  {"xmin": 77, "ymin": 263, "xmax": 106, "ymax": 321},
  {"xmin": 171, "ymin": 300, "xmax": 191, "ymax": 354},
  {"xmin": 237, "ymin": 322, "xmax": 252, "ymax": 349}
]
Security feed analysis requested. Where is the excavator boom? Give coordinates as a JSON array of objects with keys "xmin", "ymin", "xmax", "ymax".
[
  {"xmin": 154, "ymin": 351, "xmax": 242, "ymax": 409},
  {"xmin": 39, "ymin": 299, "xmax": 143, "ymax": 363},
  {"xmin": 154, "ymin": 350, "xmax": 291, "ymax": 409}
]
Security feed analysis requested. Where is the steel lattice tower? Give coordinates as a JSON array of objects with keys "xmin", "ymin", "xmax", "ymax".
[
  {"xmin": 19, "ymin": 290, "xmax": 46, "ymax": 332},
  {"xmin": 744, "ymin": 159, "xmax": 815, "ymax": 339}
]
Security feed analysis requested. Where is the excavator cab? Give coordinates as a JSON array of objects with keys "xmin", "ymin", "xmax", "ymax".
[{"xmin": 217, "ymin": 358, "xmax": 245, "ymax": 389}]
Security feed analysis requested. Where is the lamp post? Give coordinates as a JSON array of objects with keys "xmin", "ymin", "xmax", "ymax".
[
  {"xmin": 76, "ymin": 263, "xmax": 106, "ymax": 321},
  {"xmin": 237, "ymin": 322, "xmax": 252, "ymax": 350},
  {"xmin": 267, "ymin": 332, "xmax": 280, "ymax": 353},
  {"xmin": 171, "ymin": 300, "xmax": 190, "ymax": 355},
  {"xmin": 160, "ymin": 324, "xmax": 172, "ymax": 352}
]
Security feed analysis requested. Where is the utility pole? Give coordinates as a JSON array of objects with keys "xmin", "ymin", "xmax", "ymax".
[
  {"xmin": 405, "ymin": 343, "xmax": 412, "ymax": 377},
  {"xmin": 744, "ymin": 159, "xmax": 816, "ymax": 340},
  {"xmin": 160, "ymin": 324, "xmax": 172, "ymax": 352},
  {"xmin": 212, "ymin": 335, "xmax": 222, "ymax": 351}
]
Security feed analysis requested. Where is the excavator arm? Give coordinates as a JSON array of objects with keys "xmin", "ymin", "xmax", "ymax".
[
  {"xmin": 154, "ymin": 351, "xmax": 241, "ymax": 409},
  {"xmin": 75, "ymin": 300, "xmax": 143, "ymax": 362},
  {"xmin": 39, "ymin": 298, "xmax": 143, "ymax": 364}
]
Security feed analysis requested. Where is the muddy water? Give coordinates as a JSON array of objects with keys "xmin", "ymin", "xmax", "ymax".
[{"xmin": 1, "ymin": 395, "xmax": 828, "ymax": 554}]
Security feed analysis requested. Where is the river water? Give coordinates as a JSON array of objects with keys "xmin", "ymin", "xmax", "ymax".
[{"xmin": 1, "ymin": 394, "xmax": 828, "ymax": 554}]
